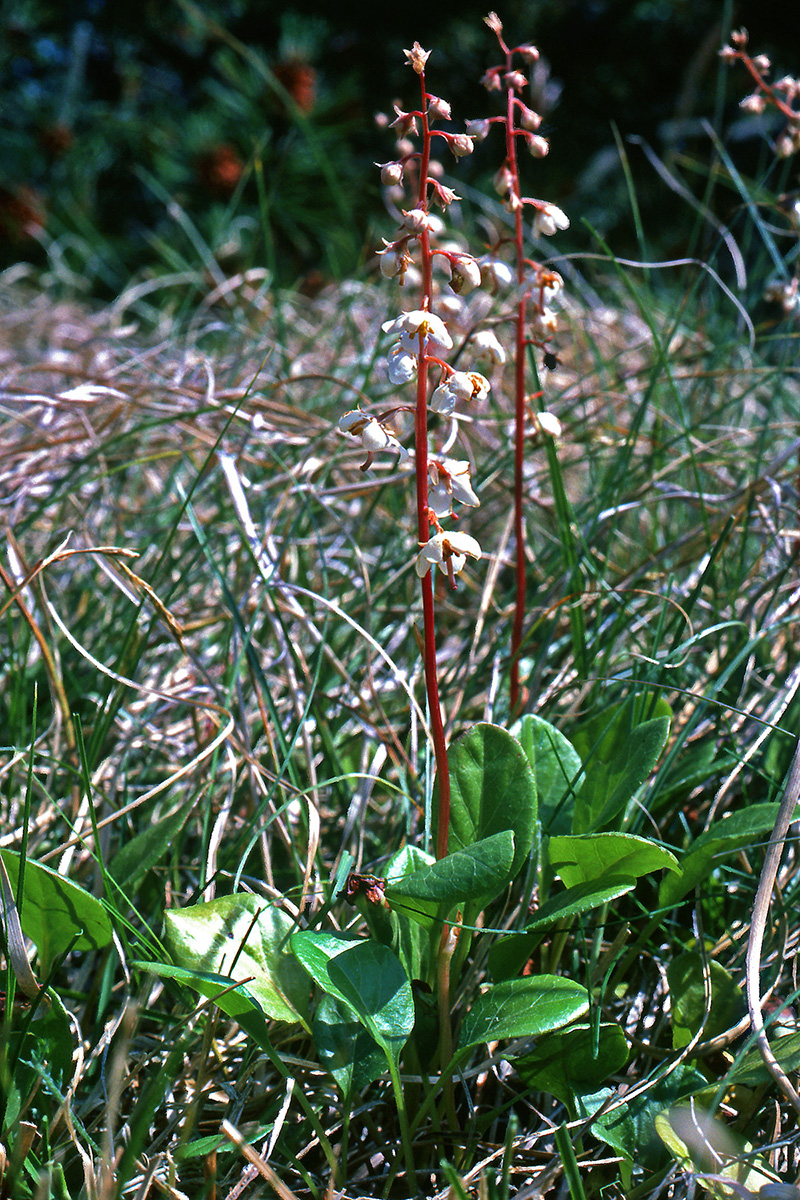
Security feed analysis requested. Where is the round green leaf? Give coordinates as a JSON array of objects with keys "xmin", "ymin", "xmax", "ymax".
[
  {"xmin": 458, "ymin": 975, "xmax": 589, "ymax": 1050},
  {"xmin": 548, "ymin": 832, "xmax": 680, "ymax": 887},
  {"xmin": 434, "ymin": 723, "xmax": 536, "ymax": 898},
  {"xmin": 165, "ymin": 894, "xmax": 309, "ymax": 1026}
]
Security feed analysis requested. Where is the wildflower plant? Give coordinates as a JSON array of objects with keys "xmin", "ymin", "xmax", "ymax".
[
  {"xmin": 340, "ymin": 38, "xmax": 492, "ymax": 861},
  {"xmin": 12, "ymin": 12, "xmax": 800, "ymax": 1200}
]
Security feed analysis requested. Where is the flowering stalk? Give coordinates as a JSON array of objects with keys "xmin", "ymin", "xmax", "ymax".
[
  {"xmin": 475, "ymin": 13, "xmax": 568, "ymax": 712},
  {"xmin": 339, "ymin": 42, "xmax": 486, "ymax": 860}
]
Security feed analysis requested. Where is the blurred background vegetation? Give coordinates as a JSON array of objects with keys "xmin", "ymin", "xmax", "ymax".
[{"xmin": 3, "ymin": 0, "xmax": 799, "ymax": 299}]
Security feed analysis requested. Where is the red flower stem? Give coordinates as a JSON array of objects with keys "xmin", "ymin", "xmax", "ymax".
[
  {"xmin": 415, "ymin": 67, "xmax": 450, "ymax": 860},
  {"xmin": 505, "ymin": 58, "xmax": 529, "ymax": 714}
]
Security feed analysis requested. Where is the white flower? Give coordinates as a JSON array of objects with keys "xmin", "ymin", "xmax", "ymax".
[
  {"xmin": 338, "ymin": 409, "xmax": 408, "ymax": 466},
  {"xmin": 430, "ymin": 382, "xmax": 458, "ymax": 414},
  {"xmin": 448, "ymin": 252, "xmax": 482, "ymax": 294},
  {"xmin": 377, "ymin": 240, "xmax": 411, "ymax": 280},
  {"xmin": 471, "ymin": 329, "xmax": 507, "ymax": 366},
  {"xmin": 530, "ymin": 307, "xmax": 558, "ymax": 338},
  {"xmin": 382, "ymin": 309, "xmax": 453, "ymax": 356},
  {"xmin": 415, "ymin": 531, "xmax": 482, "ymax": 582},
  {"xmin": 532, "ymin": 202, "xmax": 570, "ymax": 238},
  {"xmin": 428, "ymin": 458, "xmax": 480, "ymax": 517},
  {"xmin": 386, "ymin": 345, "xmax": 418, "ymax": 384},
  {"xmin": 429, "ymin": 370, "xmax": 490, "ymax": 414},
  {"xmin": 534, "ymin": 411, "xmax": 562, "ymax": 438},
  {"xmin": 480, "ymin": 256, "xmax": 515, "ymax": 290}
]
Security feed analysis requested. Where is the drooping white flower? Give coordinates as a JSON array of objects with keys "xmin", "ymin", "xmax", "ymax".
[
  {"xmin": 377, "ymin": 239, "xmax": 411, "ymax": 280},
  {"xmin": 429, "ymin": 370, "xmax": 490, "ymax": 414},
  {"xmin": 338, "ymin": 409, "xmax": 408, "ymax": 466},
  {"xmin": 415, "ymin": 530, "xmax": 482, "ymax": 582},
  {"xmin": 428, "ymin": 458, "xmax": 480, "ymax": 517},
  {"xmin": 448, "ymin": 252, "xmax": 482, "ymax": 295},
  {"xmin": 530, "ymin": 307, "xmax": 558, "ymax": 338},
  {"xmin": 480, "ymin": 256, "xmax": 515, "ymax": 290},
  {"xmin": 471, "ymin": 329, "xmax": 507, "ymax": 366},
  {"xmin": 386, "ymin": 345, "xmax": 418, "ymax": 384},
  {"xmin": 532, "ymin": 202, "xmax": 570, "ymax": 238},
  {"xmin": 382, "ymin": 309, "xmax": 453, "ymax": 356}
]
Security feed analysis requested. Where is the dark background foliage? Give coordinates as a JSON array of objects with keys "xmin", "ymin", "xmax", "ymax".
[{"xmin": 3, "ymin": 0, "xmax": 798, "ymax": 294}]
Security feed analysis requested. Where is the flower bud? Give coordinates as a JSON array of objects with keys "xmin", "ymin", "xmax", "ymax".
[
  {"xmin": 533, "ymin": 411, "xmax": 562, "ymax": 438},
  {"xmin": 378, "ymin": 160, "xmax": 404, "ymax": 186},
  {"xmin": 377, "ymin": 240, "xmax": 410, "ymax": 280},
  {"xmin": 518, "ymin": 104, "xmax": 542, "ymax": 131},
  {"xmin": 525, "ymin": 134, "xmax": 549, "ymax": 158},
  {"xmin": 503, "ymin": 70, "xmax": 527, "ymax": 92},
  {"xmin": 465, "ymin": 118, "xmax": 492, "ymax": 141},
  {"xmin": 517, "ymin": 44, "xmax": 540, "ymax": 63},
  {"xmin": 402, "ymin": 207, "xmax": 434, "ymax": 234},
  {"xmin": 427, "ymin": 95, "xmax": 452, "ymax": 122},
  {"xmin": 493, "ymin": 164, "xmax": 514, "ymax": 198},
  {"xmin": 389, "ymin": 106, "xmax": 418, "ymax": 137},
  {"xmin": 449, "ymin": 133, "xmax": 475, "ymax": 158}
]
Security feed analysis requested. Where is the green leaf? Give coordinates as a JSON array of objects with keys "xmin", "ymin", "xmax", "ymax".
[
  {"xmin": 578, "ymin": 1064, "xmax": 708, "ymax": 1170},
  {"xmin": 107, "ymin": 796, "xmax": 196, "ymax": 891},
  {"xmin": 290, "ymin": 930, "xmax": 414, "ymax": 1067},
  {"xmin": 571, "ymin": 695, "xmax": 671, "ymax": 832},
  {"xmin": 458, "ymin": 975, "xmax": 589, "ymax": 1050},
  {"xmin": 433, "ymin": 723, "xmax": 536, "ymax": 900},
  {"xmin": 667, "ymin": 951, "xmax": 745, "ymax": 1049},
  {"xmin": 0, "ymin": 849, "xmax": 114, "ymax": 967},
  {"xmin": 164, "ymin": 894, "xmax": 309, "ymax": 1026},
  {"xmin": 313, "ymin": 992, "xmax": 386, "ymax": 1096},
  {"xmin": 382, "ymin": 844, "xmax": 440, "ymax": 938},
  {"xmin": 385, "ymin": 831, "xmax": 515, "ymax": 910},
  {"xmin": 659, "ymin": 803, "xmax": 795, "ymax": 908},
  {"xmin": 513, "ymin": 714, "xmax": 582, "ymax": 836},
  {"xmin": 514, "ymin": 1022, "xmax": 629, "ymax": 1110},
  {"xmin": 488, "ymin": 878, "xmax": 636, "ymax": 981},
  {"xmin": 135, "ymin": 960, "xmax": 276, "ymax": 1053},
  {"xmin": 548, "ymin": 832, "xmax": 680, "ymax": 887}
]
